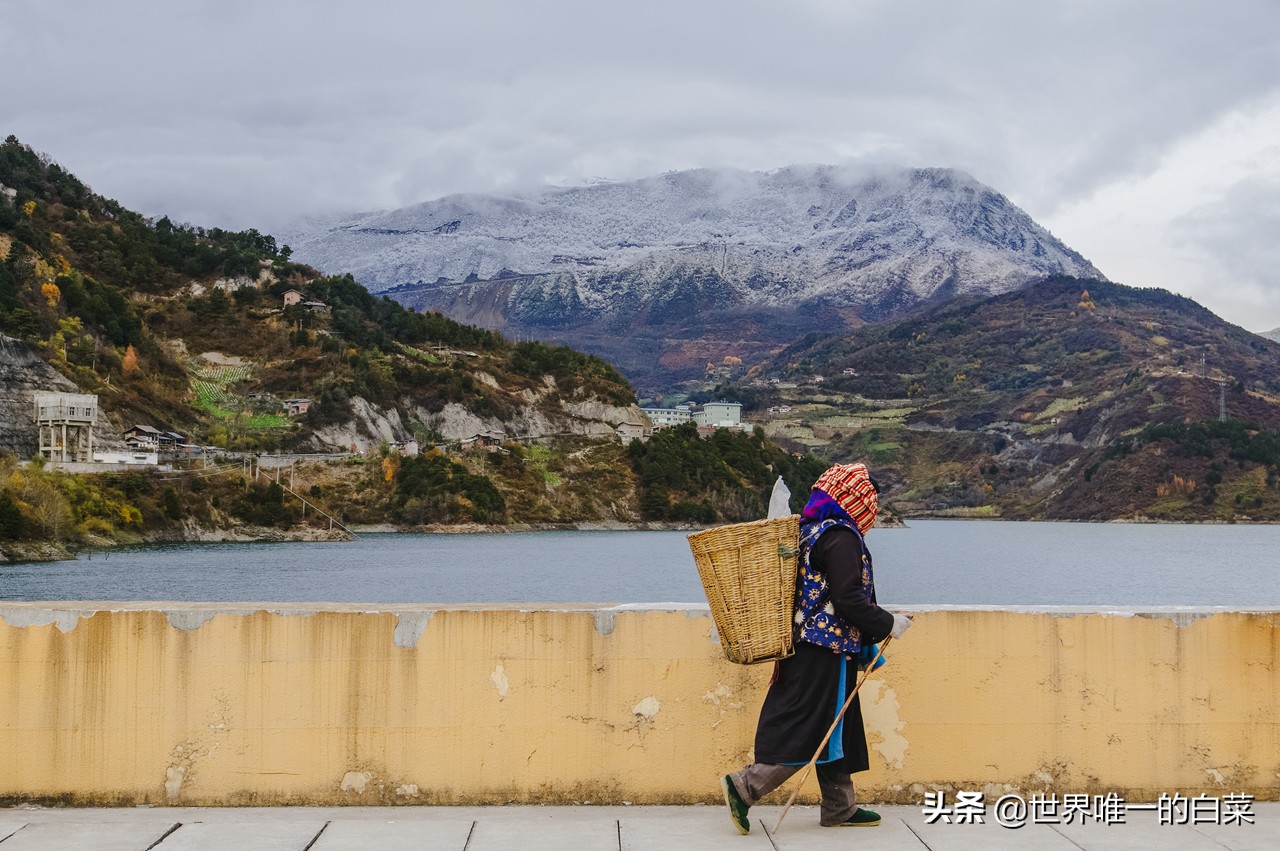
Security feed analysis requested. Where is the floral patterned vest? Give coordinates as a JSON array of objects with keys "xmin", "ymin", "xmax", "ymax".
[{"xmin": 793, "ymin": 517, "xmax": 875, "ymax": 656}]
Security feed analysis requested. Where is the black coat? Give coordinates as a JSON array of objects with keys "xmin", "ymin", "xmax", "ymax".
[{"xmin": 753, "ymin": 526, "xmax": 895, "ymax": 771}]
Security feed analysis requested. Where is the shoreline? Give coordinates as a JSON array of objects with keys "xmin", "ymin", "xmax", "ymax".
[
  {"xmin": 0, "ymin": 520, "xmax": 704, "ymax": 564},
  {"xmin": 350, "ymin": 520, "xmax": 703, "ymax": 534},
  {"xmin": 7, "ymin": 513, "xmax": 1277, "ymax": 564}
]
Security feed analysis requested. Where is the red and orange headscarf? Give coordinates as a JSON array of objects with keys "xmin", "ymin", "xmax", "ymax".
[{"xmin": 812, "ymin": 462, "xmax": 879, "ymax": 534}]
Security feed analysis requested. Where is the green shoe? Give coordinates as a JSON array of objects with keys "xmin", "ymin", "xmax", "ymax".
[
  {"xmin": 720, "ymin": 775, "xmax": 750, "ymax": 834},
  {"xmin": 833, "ymin": 807, "xmax": 881, "ymax": 827}
]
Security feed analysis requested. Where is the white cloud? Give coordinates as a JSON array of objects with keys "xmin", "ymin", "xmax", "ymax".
[{"xmin": 1043, "ymin": 93, "xmax": 1280, "ymax": 331}]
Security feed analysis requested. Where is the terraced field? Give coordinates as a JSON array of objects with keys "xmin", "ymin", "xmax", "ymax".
[
  {"xmin": 187, "ymin": 364, "xmax": 290, "ymax": 430},
  {"xmin": 758, "ymin": 390, "xmax": 917, "ymax": 453}
]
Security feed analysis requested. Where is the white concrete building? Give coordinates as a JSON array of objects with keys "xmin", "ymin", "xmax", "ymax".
[
  {"xmin": 694, "ymin": 402, "xmax": 743, "ymax": 428},
  {"xmin": 642, "ymin": 401, "xmax": 750, "ymax": 432},
  {"xmin": 35, "ymin": 392, "xmax": 97, "ymax": 463},
  {"xmin": 93, "ymin": 450, "xmax": 159, "ymax": 466},
  {"xmin": 640, "ymin": 405, "xmax": 694, "ymax": 429}
]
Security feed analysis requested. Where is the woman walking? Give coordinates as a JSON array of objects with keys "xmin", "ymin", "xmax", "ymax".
[{"xmin": 722, "ymin": 462, "xmax": 912, "ymax": 832}]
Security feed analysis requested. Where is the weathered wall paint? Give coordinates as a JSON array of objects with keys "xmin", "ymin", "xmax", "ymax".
[{"xmin": 0, "ymin": 603, "xmax": 1276, "ymax": 806}]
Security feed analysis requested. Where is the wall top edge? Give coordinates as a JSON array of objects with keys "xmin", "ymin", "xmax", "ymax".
[{"xmin": 0, "ymin": 601, "xmax": 1277, "ymax": 616}]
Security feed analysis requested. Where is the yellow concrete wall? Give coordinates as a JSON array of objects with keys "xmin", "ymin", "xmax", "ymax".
[{"xmin": 0, "ymin": 603, "xmax": 1276, "ymax": 805}]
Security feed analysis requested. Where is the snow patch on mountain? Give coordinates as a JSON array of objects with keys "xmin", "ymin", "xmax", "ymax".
[{"xmin": 281, "ymin": 164, "xmax": 1104, "ymax": 312}]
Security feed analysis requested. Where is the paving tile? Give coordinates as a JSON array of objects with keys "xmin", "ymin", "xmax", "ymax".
[
  {"xmin": 0, "ymin": 821, "xmax": 178, "ymax": 851},
  {"xmin": 0, "ymin": 821, "xmax": 28, "ymax": 842},
  {"xmin": 619, "ymin": 808, "xmax": 774, "ymax": 850},
  {"xmin": 1047, "ymin": 819, "xmax": 1230, "ymax": 850},
  {"xmin": 905, "ymin": 821, "xmax": 1089, "ymax": 850},
  {"xmin": 464, "ymin": 809, "xmax": 619, "ymax": 851},
  {"xmin": 1191, "ymin": 818, "xmax": 1280, "ymax": 851},
  {"xmin": 309, "ymin": 818, "xmax": 475, "ymax": 851},
  {"xmin": 153, "ymin": 820, "xmax": 326, "ymax": 850},
  {"xmin": 0, "ymin": 804, "xmax": 1273, "ymax": 850},
  {"xmin": 764, "ymin": 807, "xmax": 931, "ymax": 850}
]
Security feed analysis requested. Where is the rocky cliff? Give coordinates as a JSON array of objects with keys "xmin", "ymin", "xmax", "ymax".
[{"xmin": 0, "ymin": 335, "xmax": 80, "ymax": 458}]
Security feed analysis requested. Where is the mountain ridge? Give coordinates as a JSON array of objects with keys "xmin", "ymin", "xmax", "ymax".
[
  {"xmin": 742, "ymin": 276, "xmax": 1280, "ymax": 520},
  {"xmin": 283, "ymin": 164, "xmax": 1106, "ymax": 386},
  {"xmin": 286, "ymin": 164, "xmax": 1103, "ymax": 294}
]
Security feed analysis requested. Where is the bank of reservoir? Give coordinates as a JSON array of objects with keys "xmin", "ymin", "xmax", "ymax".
[{"xmin": 2, "ymin": 520, "xmax": 1278, "ymax": 605}]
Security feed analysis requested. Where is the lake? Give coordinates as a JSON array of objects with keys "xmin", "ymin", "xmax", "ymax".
[{"xmin": 2, "ymin": 520, "xmax": 1278, "ymax": 606}]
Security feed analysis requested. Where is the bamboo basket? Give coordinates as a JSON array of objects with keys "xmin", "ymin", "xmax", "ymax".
[{"xmin": 687, "ymin": 515, "xmax": 801, "ymax": 664}]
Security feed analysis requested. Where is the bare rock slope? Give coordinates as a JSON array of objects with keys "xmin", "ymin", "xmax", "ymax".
[{"xmin": 0, "ymin": 336, "xmax": 80, "ymax": 458}]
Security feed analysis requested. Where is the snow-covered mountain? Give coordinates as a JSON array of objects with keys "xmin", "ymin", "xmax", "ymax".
[
  {"xmin": 1261, "ymin": 327, "xmax": 1280, "ymax": 343},
  {"xmin": 282, "ymin": 164, "xmax": 1105, "ymax": 386}
]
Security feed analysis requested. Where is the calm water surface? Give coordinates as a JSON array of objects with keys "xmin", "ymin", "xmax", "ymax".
[{"xmin": 2, "ymin": 520, "xmax": 1278, "ymax": 606}]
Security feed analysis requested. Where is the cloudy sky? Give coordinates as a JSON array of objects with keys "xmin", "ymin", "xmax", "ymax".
[{"xmin": 5, "ymin": 0, "xmax": 1280, "ymax": 331}]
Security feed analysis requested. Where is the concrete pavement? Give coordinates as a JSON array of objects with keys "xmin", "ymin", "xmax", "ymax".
[{"xmin": 0, "ymin": 804, "xmax": 1274, "ymax": 850}]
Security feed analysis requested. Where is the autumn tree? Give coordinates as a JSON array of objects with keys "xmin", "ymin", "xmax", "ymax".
[
  {"xmin": 11, "ymin": 476, "xmax": 72, "ymax": 541},
  {"xmin": 121, "ymin": 344, "xmax": 139, "ymax": 374}
]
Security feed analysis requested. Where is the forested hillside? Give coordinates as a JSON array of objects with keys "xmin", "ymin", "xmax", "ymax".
[
  {"xmin": 0, "ymin": 137, "xmax": 821, "ymax": 559},
  {"xmin": 727, "ymin": 277, "xmax": 1280, "ymax": 521}
]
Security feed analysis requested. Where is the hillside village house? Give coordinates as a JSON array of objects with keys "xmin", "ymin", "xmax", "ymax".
[
  {"xmin": 460, "ymin": 430, "xmax": 506, "ymax": 450},
  {"xmin": 123, "ymin": 425, "xmax": 186, "ymax": 450},
  {"xmin": 614, "ymin": 422, "xmax": 648, "ymax": 444},
  {"xmin": 283, "ymin": 398, "xmax": 313, "ymax": 416},
  {"xmin": 122, "ymin": 424, "xmax": 165, "ymax": 448},
  {"xmin": 282, "ymin": 289, "xmax": 329, "ymax": 312}
]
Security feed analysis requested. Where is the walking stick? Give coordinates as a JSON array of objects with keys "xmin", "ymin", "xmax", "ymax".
[{"xmin": 772, "ymin": 637, "xmax": 892, "ymax": 833}]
